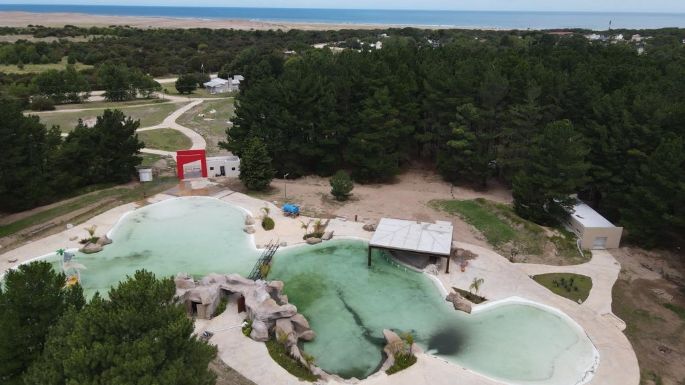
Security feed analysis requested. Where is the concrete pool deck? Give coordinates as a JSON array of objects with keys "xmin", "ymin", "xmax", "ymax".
[{"xmin": 0, "ymin": 189, "xmax": 639, "ymax": 385}]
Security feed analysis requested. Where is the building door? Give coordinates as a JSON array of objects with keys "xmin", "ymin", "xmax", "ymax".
[
  {"xmin": 220, "ymin": 166, "xmax": 226, "ymax": 176},
  {"xmin": 593, "ymin": 237, "xmax": 608, "ymax": 249}
]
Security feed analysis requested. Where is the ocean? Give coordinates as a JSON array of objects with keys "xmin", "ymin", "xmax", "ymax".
[{"xmin": 0, "ymin": 4, "xmax": 685, "ymax": 30}]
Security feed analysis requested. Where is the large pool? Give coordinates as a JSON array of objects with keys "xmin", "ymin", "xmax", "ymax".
[{"xmin": 31, "ymin": 197, "xmax": 597, "ymax": 384}]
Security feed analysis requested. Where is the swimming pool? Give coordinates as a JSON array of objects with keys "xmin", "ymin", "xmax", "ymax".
[{"xmin": 31, "ymin": 197, "xmax": 597, "ymax": 384}]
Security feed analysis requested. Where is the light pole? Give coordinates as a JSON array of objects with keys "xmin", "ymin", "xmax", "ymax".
[{"xmin": 284, "ymin": 173, "xmax": 290, "ymax": 200}]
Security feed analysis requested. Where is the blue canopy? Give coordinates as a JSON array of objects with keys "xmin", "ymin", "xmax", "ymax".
[{"xmin": 282, "ymin": 203, "xmax": 300, "ymax": 214}]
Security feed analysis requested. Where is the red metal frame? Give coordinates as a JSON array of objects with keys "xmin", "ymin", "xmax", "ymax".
[{"xmin": 176, "ymin": 149, "xmax": 208, "ymax": 179}]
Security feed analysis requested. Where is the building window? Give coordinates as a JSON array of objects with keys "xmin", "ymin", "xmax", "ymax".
[
  {"xmin": 210, "ymin": 167, "xmax": 214, "ymax": 170},
  {"xmin": 231, "ymin": 167, "xmax": 236, "ymax": 171}
]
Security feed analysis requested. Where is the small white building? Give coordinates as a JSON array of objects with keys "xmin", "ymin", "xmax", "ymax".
[
  {"xmin": 206, "ymin": 155, "xmax": 240, "ymax": 177},
  {"xmin": 566, "ymin": 201, "xmax": 623, "ymax": 250},
  {"xmin": 203, "ymin": 78, "xmax": 230, "ymax": 94}
]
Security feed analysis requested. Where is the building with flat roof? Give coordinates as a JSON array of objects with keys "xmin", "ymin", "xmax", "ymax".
[
  {"xmin": 566, "ymin": 201, "xmax": 623, "ymax": 250},
  {"xmin": 369, "ymin": 218, "xmax": 453, "ymax": 272}
]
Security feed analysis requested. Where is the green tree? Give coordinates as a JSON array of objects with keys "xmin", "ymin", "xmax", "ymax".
[
  {"xmin": 25, "ymin": 270, "xmax": 217, "ymax": 385},
  {"xmin": 56, "ymin": 109, "xmax": 143, "ymax": 188},
  {"xmin": 437, "ymin": 104, "xmax": 494, "ymax": 187},
  {"xmin": 239, "ymin": 137, "xmax": 275, "ymax": 191},
  {"xmin": 513, "ymin": 120, "xmax": 590, "ymax": 224},
  {"xmin": 620, "ymin": 134, "xmax": 685, "ymax": 247},
  {"xmin": 0, "ymin": 100, "xmax": 61, "ymax": 212},
  {"xmin": 330, "ymin": 170, "xmax": 354, "ymax": 201},
  {"xmin": 0, "ymin": 261, "xmax": 84, "ymax": 385},
  {"xmin": 175, "ymin": 74, "xmax": 198, "ymax": 94},
  {"xmin": 98, "ymin": 63, "xmax": 136, "ymax": 101}
]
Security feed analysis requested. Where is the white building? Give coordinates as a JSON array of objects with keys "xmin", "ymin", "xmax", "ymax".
[
  {"xmin": 631, "ymin": 34, "xmax": 643, "ymax": 42},
  {"xmin": 206, "ymin": 155, "xmax": 240, "ymax": 177},
  {"xmin": 203, "ymin": 78, "xmax": 230, "ymax": 94},
  {"xmin": 203, "ymin": 75, "xmax": 244, "ymax": 94},
  {"xmin": 565, "ymin": 201, "xmax": 623, "ymax": 250}
]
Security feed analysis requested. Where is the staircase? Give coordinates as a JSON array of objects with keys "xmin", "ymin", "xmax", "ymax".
[{"xmin": 247, "ymin": 241, "xmax": 280, "ymax": 280}]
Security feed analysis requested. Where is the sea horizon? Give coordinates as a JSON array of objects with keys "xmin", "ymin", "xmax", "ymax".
[{"xmin": 1, "ymin": 4, "xmax": 685, "ymax": 29}]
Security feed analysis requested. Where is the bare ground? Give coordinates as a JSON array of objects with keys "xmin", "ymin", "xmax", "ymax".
[
  {"xmin": 611, "ymin": 247, "xmax": 685, "ymax": 385},
  {"xmin": 217, "ymin": 168, "xmax": 513, "ymax": 248}
]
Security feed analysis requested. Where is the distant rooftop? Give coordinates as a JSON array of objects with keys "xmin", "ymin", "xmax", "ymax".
[
  {"xmin": 370, "ymin": 218, "xmax": 453, "ymax": 256},
  {"xmin": 204, "ymin": 78, "xmax": 228, "ymax": 87},
  {"xmin": 571, "ymin": 201, "xmax": 615, "ymax": 228}
]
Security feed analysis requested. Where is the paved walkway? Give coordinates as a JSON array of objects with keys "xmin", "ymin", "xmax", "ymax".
[{"xmin": 515, "ymin": 250, "xmax": 625, "ymax": 328}]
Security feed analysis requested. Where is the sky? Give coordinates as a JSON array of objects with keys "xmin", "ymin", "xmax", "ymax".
[{"xmin": 1, "ymin": 0, "xmax": 685, "ymax": 13}]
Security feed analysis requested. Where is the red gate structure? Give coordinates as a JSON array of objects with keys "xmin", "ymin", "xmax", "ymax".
[{"xmin": 176, "ymin": 149, "xmax": 208, "ymax": 179}]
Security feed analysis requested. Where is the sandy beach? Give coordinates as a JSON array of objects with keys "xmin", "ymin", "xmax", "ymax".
[{"xmin": 0, "ymin": 11, "xmax": 421, "ymax": 30}]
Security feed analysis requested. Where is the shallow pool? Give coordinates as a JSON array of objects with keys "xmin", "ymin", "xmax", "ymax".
[
  {"xmin": 270, "ymin": 240, "xmax": 598, "ymax": 384},
  {"xmin": 33, "ymin": 197, "xmax": 597, "ymax": 384},
  {"xmin": 43, "ymin": 196, "xmax": 259, "ymax": 297}
]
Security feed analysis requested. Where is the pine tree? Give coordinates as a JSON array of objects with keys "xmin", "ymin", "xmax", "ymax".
[
  {"xmin": 0, "ymin": 262, "xmax": 84, "ymax": 385},
  {"xmin": 25, "ymin": 271, "xmax": 216, "ymax": 385},
  {"xmin": 513, "ymin": 120, "xmax": 590, "ymax": 224},
  {"xmin": 620, "ymin": 134, "xmax": 685, "ymax": 247},
  {"xmin": 437, "ymin": 103, "xmax": 494, "ymax": 187},
  {"xmin": 239, "ymin": 137, "xmax": 275, "ymax": 191},
  {"xmin": 330, "ymin": 170, "xmax": 354, "ymax": 201}
]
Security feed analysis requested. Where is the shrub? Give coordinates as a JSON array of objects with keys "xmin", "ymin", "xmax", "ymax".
[
  {"xmin": 265, "ymin": 340, "xmax": 318, "ymax": 381},
  {"xmin": 175, "ymin": 74, "xmax": 198, "ymax": 94},
  {"xmin": 386, "ymin": 352, "xmax": 417, "ymax": 375},
  {"xmin": 239, "ymin": 137, "xmax": 275, "ymax": 191},
  {"xmin": 213, "ymin": 297, "xmax": 227, "ymax": 317},
  {"xmin": 329, "ymin": 170, "xmax": 354, "ymax": 201},
  {"xmin": 262, "ymin": 216, "xmax": 275, "ymax": 230},
  {"xmin": 241, "ymin": 319, "xmax": 252, "ymax": 337},
  {"xmin": 30, "ymin": 96, "xmax": 55, "ymax": 111}
]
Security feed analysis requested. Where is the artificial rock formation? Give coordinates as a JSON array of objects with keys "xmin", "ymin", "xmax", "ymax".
[
  {"xmin": 305, "ymin": 237, "xmax": 322, "ymax": 245},
  {"xmin": 175, "ymin": 273, "xmax": 315, "ymax": 345},
  {"xmin": 445, "ymin": 289, "xmax": 472, "ymax": 314}
]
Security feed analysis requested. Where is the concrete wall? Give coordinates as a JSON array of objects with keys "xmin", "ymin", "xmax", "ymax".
[
  {"xmin": 580, "ymin": 227, "xmax": 623, "ymax": 250},
  {"xmin": 207, "ymin": 157, "xmax": 240, "ymax": 177}
]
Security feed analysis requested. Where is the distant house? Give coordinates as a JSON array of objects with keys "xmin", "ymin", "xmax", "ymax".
[
  {"xmin": 585, "ymin": 33, "xmax": 606, "ymax": 41},
  {"xmin": 631, "ymin": 34, "xmax": 643, "ymax": 42},
  {"xmin": 229, "ymin": 75, "xmax": 244, "ymax": 92},
  {"xmin": 565, "ymin": 201, "xmax": 623, "ymax": 250},
  {"xmin": 203, "ymin": 75, "xmax": 244, "ymax": 94},
  {"xmin": 203, "ymin": 78, "xmax": 229, "ymax": 94}
]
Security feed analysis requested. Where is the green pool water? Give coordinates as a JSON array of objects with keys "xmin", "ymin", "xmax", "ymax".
[
  {"xmin": 29, "ymin": 197, "xmax": 597, "ymax": 384},
  {"xmin": 270, "ymin": 240, "xmax": 598, "ymax": 384},
  {"xmin": 41, "ymin": 196, "xmax": 259, "ymax": 297}
]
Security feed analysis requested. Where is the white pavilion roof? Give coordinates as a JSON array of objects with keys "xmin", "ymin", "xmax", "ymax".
[{"xmin": 369, "ymin": 218, "xmax": 453, "ymax": 256}]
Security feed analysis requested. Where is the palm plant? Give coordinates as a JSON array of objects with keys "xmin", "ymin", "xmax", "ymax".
[
  {"xmin": 469, "ymin": 277, "xmax": 484, "ymax": 295},
  {"xmin": 261, "ymin": 206, "xmax": 270, "ymax": 218},
  {"xmin": 84, "ymin": 225, "xmax": 97, "ymax": 238},
  {"xmin": 300, "ymin": 220, "xmax": 312, "ymax": 236}
]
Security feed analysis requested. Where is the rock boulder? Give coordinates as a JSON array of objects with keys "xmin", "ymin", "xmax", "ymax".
[
  {"xmin": 306, "ymin": 237, "xmax": 322, "ymax": 245},
  {"xmin": 96, "ymin": 235, "xmax": 112, "ymax": 246},
  {"xmin": 446, "ymin": 291, "xmax": 472, "ymax": 314},
  {"xmin": 80, "ymin": 242, "xmax": 103, "ymax": 254}
]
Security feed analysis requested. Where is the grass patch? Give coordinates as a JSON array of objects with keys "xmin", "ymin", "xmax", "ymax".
[
  {"xmin": 213, "ymin": 297, "xmax": 228, "ymax": 317},
  {"xmin": 265, "ymin": 340, "xmax": 318, "ymax": 382},
  {"xmin": 177, "ymin": 98, "xmax": 235, "ymax": 155},
  {"xmin": 29, "ymin": 101, "xmax": 183, "ymax": 132},
  {"xmin": 533, "ymin": 273, "xmax": 592, "ymax": 303},
  {"xmin": 663, "ymin": 303, "xmax": 685, "ymax": 320},
  {"xmin": 430, "ymin": 198, "xmax": 587, "ymax": 264},
  {"xmin": 0, "ymin": 177, "xmax": 177, "ymax": 239},
  {"xmin": 386, "ymin": 353, "xmax": 418, "ymax": 375},
  {"xmin": 137, "ymin": 128, "xmax": 192, "ymax": 151},
  {"xmin": 430, "ymin": 199, "xmax": 517, "ymax": 246},
  {"xmin": 140, "ymin": 153, "xmax": 166, "ymax": 167},
  {"xmin": 0, "ymin": 57, "xmax": 93, "ymax": 74}
]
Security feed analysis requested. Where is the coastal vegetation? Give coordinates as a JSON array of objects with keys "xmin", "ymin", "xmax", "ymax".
[{"xmin": 265, "ymin": 339, "xmax": 318, "ymax": 381}]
